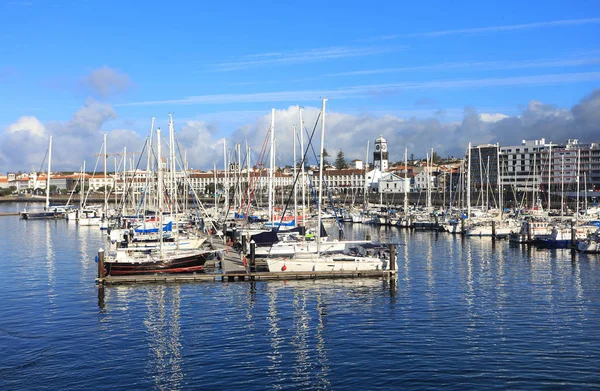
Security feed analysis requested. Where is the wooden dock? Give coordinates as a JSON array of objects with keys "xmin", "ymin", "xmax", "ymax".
[
  {"xmin": 0, "ymin": 212, "xmax": 19, "ymax": 216},
  {"xmin": 97, "ymin": 269, "xmax": 395, "ymax": 285},
  {"xmin": 95, "ymin": 242, "xmax": 398, "ymax": 285}
]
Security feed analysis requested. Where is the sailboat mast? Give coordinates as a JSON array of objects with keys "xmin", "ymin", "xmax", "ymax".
[
  {"xmin": 299, "ymin": 106, "xmax": 306, "ymax": 227},
  {"xmin": 293, "ymin": 124, "xmax": 298, "ymax": 227},
  {"xmin": 561, "ymin": 154, "xmax": 565, "ymax": 219},
  {"xmin": 103, "ymin": 134, "xmax": 108, "ymax": 217},
  {"xmin": 404, "ymin": 147, "xmax": 408, "ymax": 214},
  {"xmin": 364, "ymin": 140, "xmax": 370, "ymax": 212},
  {"xmin": 157, "ymin": 128, "xmax": 164, "ymax": 257},
  {"xmin": 497, "ymin": 142, "xmax": 502, "ymax": 216},
  {"xmin": 576, "ymin": 149, "xmax": 581, "ymax": 224},
  {"xmin": 467, "ymin": 142, "xmax": 471, "ymax": 219},
  {"xmin": 317, "ymin": 98, "xmax": 327, "ymax": 254},
  {"xmin": 45, "ymin": 135, "xmax": 52, "ymax": 210},
  {"xmin": 547, "ymin": 143, "xmax": 552, "ymax": 212},
  {"xmin": 268, "ymin": 109, "xmax": 275, "ymax": 223},
  {"xmin": 145, "ymin": 118, "xmax": 155, "ymax": 215},
  {"xmin": 81, "ymin": 160, "xmax": 86, "ymax": 208},
  {"xmin": 223, "ymin": 138, "xmax": 228, "ymax": 215}
]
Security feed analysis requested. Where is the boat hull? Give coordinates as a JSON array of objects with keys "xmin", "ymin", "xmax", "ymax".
[{"xmin": 105, "ymin": 251, "xmax": 214, "ymax": 276}]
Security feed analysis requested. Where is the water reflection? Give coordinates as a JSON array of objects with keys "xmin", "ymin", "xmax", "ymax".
[
  {"xmin": 144, "ymin": 285, "xmax": 183, "ymax": 391},
  {"xmin": 266, "ymin": 286, "xmax": 283, "ymax": 389},
  {"xmin": 45, "ymin": 221, "xmax": 55, "ymax": 307}
]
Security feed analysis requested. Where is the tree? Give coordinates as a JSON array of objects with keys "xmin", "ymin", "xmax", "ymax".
[
  {"xmin": 432, "ymin": 151, "xmax": 441, "ymax": 164},
  {"xmin": 319, "ymin": 148, "xmax": 330, "ymax": 166},
  {"xmin": 335, "ymin": 149, "xmax": 348, "ymax": 169},
  {"xmin": 410, "ymin": 153, "xmax": 415, "ymax": 162}
]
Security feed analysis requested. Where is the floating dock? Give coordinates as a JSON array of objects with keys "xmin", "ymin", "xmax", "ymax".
[
  {"xmin": 97, "ymin": 270, "xmax": 395, "ymax": 285},
  {"xmin": 95, "ymin": 242, "xmax": 397, "ymax": 285}
]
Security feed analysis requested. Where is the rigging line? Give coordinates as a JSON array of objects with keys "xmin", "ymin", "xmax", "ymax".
[{"xmin": 271, "ymin": 111, "xmax": 322, "ymax": 237}]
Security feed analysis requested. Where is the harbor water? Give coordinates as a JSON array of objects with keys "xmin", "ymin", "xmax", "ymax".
[{"xmin": 1, "ymin": 203, "xmax": 600, "ymax": 390}]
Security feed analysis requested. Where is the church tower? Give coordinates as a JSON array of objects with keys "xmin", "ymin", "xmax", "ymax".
[{"xmin": 373, "ymin": 135, "xmax": 389, "ymax": 171}]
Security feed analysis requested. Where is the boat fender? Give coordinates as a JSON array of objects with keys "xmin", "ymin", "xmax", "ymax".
[
  {"xmin": 225, "ymin": 248, "xmax": 229, "ymax": 254},
  {"xmin": 243, "ymin": 256, "xmax": 247, "ymax": 266},
  {"xmin": 281, "ymin": 264, "xmax": 287, "ymax": 271},
  {"xmin": 95, "ymin": 255, "xmax": 98, "ymax": 263}
]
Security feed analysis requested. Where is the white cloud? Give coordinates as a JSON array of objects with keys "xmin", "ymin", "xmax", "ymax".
[
  {"xmin": 479, "ymin": 113, "xmax": 509, "ymax": 123},
  {"xmin": 6, "ymin": 116, "xmax": 45, "ymax": 137},
  {"xmin": 2, "ymin": 90, "xmax": 600, "ymax": 173},
  {"xmin": 80, "ymin": 66, "xmax": 133, "ymax": 98}
]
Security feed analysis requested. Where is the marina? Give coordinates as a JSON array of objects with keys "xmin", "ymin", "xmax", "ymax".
[
  {"xmin": 2, "ymin": 203, "xmax": 600, "ymax": 390},
  {"xmin": 2, "ymin": 3, "xmax": 600, "ymax": 388}
]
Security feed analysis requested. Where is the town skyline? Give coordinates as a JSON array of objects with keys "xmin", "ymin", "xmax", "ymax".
[{"xmin": 1, "ymin": 1, "xmax": 599, "ymax": 173}]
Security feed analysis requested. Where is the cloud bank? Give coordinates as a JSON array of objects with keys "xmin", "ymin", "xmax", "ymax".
[{"xmin": 1, "ymin": 90, "xmax": 599, "ymax": 173}]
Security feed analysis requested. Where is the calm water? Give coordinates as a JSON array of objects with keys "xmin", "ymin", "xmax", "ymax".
[{"xmin": 1, "ymin": 203, "xmax": 600, "ymax": 390}]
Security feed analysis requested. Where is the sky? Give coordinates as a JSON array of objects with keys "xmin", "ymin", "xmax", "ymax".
[{"xmin": 0, "ymin": 0, "xmax": 599, "ymax": 173}]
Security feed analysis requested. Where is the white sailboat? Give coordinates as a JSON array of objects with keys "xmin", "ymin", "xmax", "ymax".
[{"xmin": 266, "ymin": 100, "xmax": 387, "ymax": 272}]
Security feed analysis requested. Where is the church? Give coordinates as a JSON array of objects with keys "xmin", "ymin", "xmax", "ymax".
[{"xmin": 365, "ymin": 136, "xmax": 410, "ymax": 194}]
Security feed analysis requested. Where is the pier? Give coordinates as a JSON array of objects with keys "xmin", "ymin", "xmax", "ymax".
[{"xmin": 95, "ymin": 243, "xmax": 397, "ymax": 285}]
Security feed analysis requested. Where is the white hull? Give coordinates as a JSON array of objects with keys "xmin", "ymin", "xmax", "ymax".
[
  {"xmin": 578, "ymin": 240, "xmax": 600, "ymax": 253},
  {"xmin": 79, "ymin": 217, "xmax": 101, "ymax": 226},
  {"xmin": 266, "ymin": 255, "xmax": 385, "ymax": 272}
]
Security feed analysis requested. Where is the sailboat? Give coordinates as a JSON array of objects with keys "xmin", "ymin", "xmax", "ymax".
[
  {"xmin": 103, "ymin": 126, "xmax": 219, "ymax": 276},
  {"xmin": 265, "ymin": 99, "xmax": 387, "ymax": 272},
  {"xmin": 20, "ymin": 136, "xmax": 67, "ymax": 219}
]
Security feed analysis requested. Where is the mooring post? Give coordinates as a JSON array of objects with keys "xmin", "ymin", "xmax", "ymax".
[
  {"xmin": 339, "ymin": 228, "xmax": 343, "ymax": 241},
  {"xmin": 461, "ymin": 218, "xmax": 465, "ymax": 235},
  {"xmin": 249, "ymin": 240, "xmax": 256, "ymax": 273},
  {"xmin": 241, "ymin": 234, "xmax": 247, "ymax": 255},
  {"xmin": 389, "ymin": 244, "xmax": 396, "ymax": 271},
  {"xmin": 97, "ymin": 248, "xmax": 105, "ymax": 282},
  {"xmin": 492, "ymin": 220, "xmax": 496, "ymax": 240},
  {"xmin": 527, "ymin": 221, "xmax": 532, "ymax": 243}
]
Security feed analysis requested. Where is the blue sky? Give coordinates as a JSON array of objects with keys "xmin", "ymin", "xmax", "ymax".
[{"xmin": 1, "ymin": 0, "xmax": 599, "ymax": 171}]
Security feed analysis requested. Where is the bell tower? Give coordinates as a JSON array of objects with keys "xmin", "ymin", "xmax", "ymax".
[{"xmin": 373, "ymin": 135, "xmax": 389, "ymax": 171}]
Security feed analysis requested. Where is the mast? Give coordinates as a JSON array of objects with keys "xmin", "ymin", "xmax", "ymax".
[
  {"xmin": 561, "ymin": 153, "xmax": 565, "ymax": 219},
  {"xmin": 268, "ymin": 109, "xmax": 275, "ymax": 223},
  {"xmin": 103, "ymin": 134, "xmax": 108, "ymax": 218},
  {"xmin": 293, "ymin": 124, "xmax": 298, "ymax": 227},
  {"xmin": 246, "ymin": 141, "xmax": 251, "ymax": 212},
  {"xmin": 213, "ymin": 164, "xmax": 217, "ymax": 216},
  {"xmin": 497, "ymin": 143, "xmax": 502, "ymax": 216},
  {"xmin": 156, "ymin": 128, "xmax": 164, "ymax": 257},
  {"xmin": 80, "ymin": 160, "xmax": 86, "ymax": 208},
  {"xmin": 547, "ymin": 143, "xmax": 552, "ymax": 212},
  {"xmin": 145, "ymin": 118, "xmax": 155, "ymax": 215},
  {"xmin": 45, "ymin": 135, "xmax": 52, "ymax": 210},
  {"xmin": 223, "ymin": 138, "xmax": 228, "ymax": 215},
  {"xmin": 169, "ymin": 113, "xmax": 177, "ymax": 215},
  {"xmin": 576, "ymin": 148, "xmax": 581, "ymax": 223},
  {"xmin": 317, "ymin": 98, "xmax": 327, "ymax": 254},
  {"xmin": 364, "ymin": 140, "xmax": 370, "ymax": 212},
  {"xmin": 467, "ymin": 142, "xmax": 471, "ymax": 219},
  {"xmin": 121, "ymin": 146, "xmax": 126, "ymax": 216},
  {"xmin": 299, "ymin": 106, "xmax": 306, "ymax": 227},
  {"xmin": 403, "ymin": 147, "xmax": 408, "ymax": 214}
]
